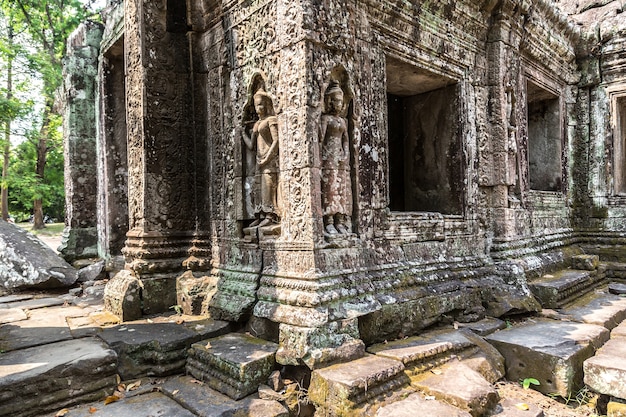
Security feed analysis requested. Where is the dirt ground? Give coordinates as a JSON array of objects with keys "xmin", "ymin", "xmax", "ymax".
[{"xmin": 495, "ymin": 381, "xmax": 606, "ymax": 417}]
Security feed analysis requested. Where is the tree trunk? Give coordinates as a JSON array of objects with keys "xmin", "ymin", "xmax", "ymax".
[{"xmin": 2, "ymin": 26, "xmax": 14, "ymax": 221}]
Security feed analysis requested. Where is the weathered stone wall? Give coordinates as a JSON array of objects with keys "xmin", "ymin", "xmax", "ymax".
[
  {"xmin": 67, "ymin": 0, "xmax": 626, "ymax": 366},
  {"xmin": 61, "ymin": 21, "xmax": 104, "ymax": 263}
]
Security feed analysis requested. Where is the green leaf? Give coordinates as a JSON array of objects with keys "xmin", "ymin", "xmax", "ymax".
[{"xmin": 522, "ymin": 378, "xmax": 541, "ymax": 390}]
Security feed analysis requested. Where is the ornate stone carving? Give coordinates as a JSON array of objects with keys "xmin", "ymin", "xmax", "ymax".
[
  {"xmin": 320, "ymin": 81, "xmax": 353, "ymax": 235},
  {"xmin": 241, "ymin": 81, "xmax": 281, "ymax": 239}
]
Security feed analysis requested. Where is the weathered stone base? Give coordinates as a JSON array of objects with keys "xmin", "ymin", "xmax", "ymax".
[
  {"xmin": 308, "ymin": 354, "xmax": 409, "ymax": 416},
  {"xmin": 275, "ymin": 319, "xmax": 365, "ymax": 369},
  {"xmin": 104, "ymin": 269, "xmax": 142, "ymax": 321},
  {"xmin": 529, "ymin": 269, "xmax": 603, "ymax": 308},
  {"xmin": 176, "ymin": 270, "xmax": 218, "ymax": 315},
  {"xmin": 376, "ymin": 392, "xmax": 472, "ymax": 417},
  {"xmin": 486, "ymin": 320, "xmax": 609, "ymax": 397},
  {"xmin": 186, "ymin": 333, "xmax": 279, "ymax": 400},
  {"xmin": 58, "ymin": 226, "xmax": 98, "ymax": 263},
  {"xmin": 208, "ymin": 268, "xmax": 260, "ymax": 322},
  {"xmin": 99, "ymin": 317, "xmax": 231, "ymax": 380},
  {"xmin": 0, "ymin": 338, "xmax": 117, "ymax": 417}
]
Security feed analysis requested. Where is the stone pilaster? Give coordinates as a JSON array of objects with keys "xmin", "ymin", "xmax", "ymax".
[
  {"xmin": 104, "ymin": 0, "xmax": 197, "ymax": 319},
  {"xmin": 60, "ymin": 21, "xmax": 104, "ymax": 263}
]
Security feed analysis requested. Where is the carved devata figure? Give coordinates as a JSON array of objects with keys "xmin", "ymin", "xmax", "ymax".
[
  {"xmin": 320, "ymin": 81, "xmax": 352, "ymax": 235},
  {"xmin": 242, "ymin": 86, "xmax": 281, "ymax": 230}
]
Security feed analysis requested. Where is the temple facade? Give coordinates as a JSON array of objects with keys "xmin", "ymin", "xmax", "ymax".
[{"xmin": 62, "ymin": 0, "xmax": 626, "ymax": 368}]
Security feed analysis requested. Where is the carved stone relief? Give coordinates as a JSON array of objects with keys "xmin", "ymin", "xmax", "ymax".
[{"xmin": 241, "ymin": 78, "xmax": 282, "ymax": 240}]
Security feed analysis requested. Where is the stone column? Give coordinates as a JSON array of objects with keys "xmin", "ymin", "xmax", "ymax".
[
  {"xmin": 104, "ymin": 0, "xmax": 196, "ymax": 320},
  {"xmin": 60, "ymin": 21, "xmax": 104, "ymax": 264}
]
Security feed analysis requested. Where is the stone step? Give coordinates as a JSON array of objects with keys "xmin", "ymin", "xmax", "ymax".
[
  {"xmin": 557, "ymin": 289, "xmax": 626, "ymax": 330},
  {"xmin": 368, "ymin": 328, "xmax": 505, "ymax": 383},
  {"xmin": 308, "ymin": 354, "xmax": 408, "ymax": 416},
  {"xmin": 410, "ymin": 360, "xmax": 500, "ymax": 417},
  {"xmin": 186, "ymin": 332, "xmax": 279, "ymax": 400},
  {"xmin": 99, "ymin": 315, "xmax": 232, "ymax": 379},
  {"xmin": 486, "ymin": 320, "xmax": 609, "ymax": 397},
  {"xmin": 0, "ymin": 337, "xmax": 118, "ymax": 417},
  {"xmin": 162, "ymin": 375, "xmax": 288, "ymax": 417},
  {"xmin": 529, "ymin": 269, "xmax": 603, "ymax": 308},
  {"xmin": 376, "ymin": 392, "xmax": 472, "ymax": 417},
  {"xmin": 584, "ymin": 320, "xmax": 626, "ymax": 401}
]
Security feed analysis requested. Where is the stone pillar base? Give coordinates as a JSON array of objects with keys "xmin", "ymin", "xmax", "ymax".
[
  {"xmin": 276, "ymin": 319, "xmax": 365, "ymax": 369},
  {"xmin": 59, "ymin": 226, "xmax": 98, "ymax": 263},
  {"xmin": 104, "ymin": 270, "xmax": 142, "ymax": 321}
]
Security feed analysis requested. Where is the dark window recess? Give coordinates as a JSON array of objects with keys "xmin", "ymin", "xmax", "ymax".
[
  {"xmin": 386, "ymin": 58, "xmax": 463, "ymax": 214},
  {"xmin": 167, "ymin": 0, "xmax": 188, "ymax": 33},
  {"xmin": 527, "ymin": 80, "xmax": 562, "ymax": 192},
  {"xmin": 614, "ymin": 96, "xmax": 626, "ymax": 194}
]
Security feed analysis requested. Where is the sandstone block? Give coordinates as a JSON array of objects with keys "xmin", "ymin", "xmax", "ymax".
[
  {"xmin": 486, "ymin": 320, "xmax": 609, "ymax": 397},
  {"xmin": 572, "ymin": 254, "xmax": 599, "ymax": 270},
  {"xmin": 376, "ymin": 392, "xmax": 472, "ymax": 417},
  {"xmin": 584, "ymin": 338, "xmax": 626, "ymax": 399},
  {"xmin": 608, "ymin": 400, "xmax": 626, "ymax": 417},
  {"xmin": 0, "ymin": 338, "xmax": 117, "ymax": 417},
  {"xmin": 490, "ymin": 398, "xmax": 544, "ymax": 417},
  {"xmin": 560, "ymin": 293, "xmax": 626, "ymax": 330},
  {"xmin": 411, "ymin": 361, "xmax": 499, "ymax": 417},
  {"xmin": 309, "ymin": 354, "xmax": 408, "ymax": 416},
  {"xmin": 186, "ymin": 333, "xmax": 279, "ymax": 400},
  {"xmin": 529, "ymin": 270, "xmax": 595, "ymax": 308}
]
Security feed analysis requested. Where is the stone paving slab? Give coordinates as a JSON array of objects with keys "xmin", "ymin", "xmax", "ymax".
[
  {"xmin": 584, "ymin": 338, "xmax": 626, "ymax": 399},
  {"xmin": 376, "ymin": 392, "xmax": 472, "ymax": 417},
  {"xmin": 559, "ymin": 292, "xmax": 626, "ymax": 329},
  {"xmin": 0, "ymin": 306, "xmax": 77, "ymax": 351},
  {"xmin": 486, "ymin": 320, "xmax": 609, "ymax": 397},
  {"xmin": 411, "ymin": 361, "xmax": 499, "ymax": 417},
  {"xmin": 0, "ymin": 294, "xmax": 33, "ymax": 304},
  {"xmin": 0, "ymin": 307, "xmax": 27, "ymax": 324},
  {"xmin": 489, "ymin": 398, "xmax": 544, "ymax": 417},
  {"xmin": 5, "ymin": 297, "xmax": 65, "ymax": 310},
  {"xmin": 457, "ymin": 317, "xmax": 507, "ymax": 336},
  {"xmin": 47, "ymin": 391, "xmax": 196, "ymax": 417},
  {"xmin": 162, "ymin": 376, "xmax": 288, "ymax": 417},
  {"xmin": 0, "ymin": 337, "xmax": 118, "ymax": 417},
  {"xmin": 100, "ymin": 317, "xmax": 231, "ymax": 380}
]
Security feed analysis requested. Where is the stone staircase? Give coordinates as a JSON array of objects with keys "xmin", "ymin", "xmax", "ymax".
[{"xmin": 6, "ymin": 251, "xmax": 626, "ymax": 416}]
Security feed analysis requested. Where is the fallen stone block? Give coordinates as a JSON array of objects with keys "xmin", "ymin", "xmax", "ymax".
[
  {"xmin": 308, "ymin": 354, "xmax": 408, "ymax": 416},
  {"xmin": 162, "ymin": 376, "xmax": 288, "ymax": 417},
  {"xmin": 0, "ymin": 220, "xmax": 77, "ymax": 290},
  {"xmin": 0, "ymin": 337, "xmax": 117, "ymax": 417},
  {"xmin": 411, "ymin": 361, "xmax": 499, "ymax": 417},
  {"xmin": 608, "ymin": 399, "xmax": 626, "ymax": 417},
  {"xmin": 100, "ymin": 317, "xmax": 231, "ymax": 379},
  {"xmin": 77, "ymin": 259, "xmax": 106, "ymax": 282},
  {"xmin": 584, "ymin": 338, "xmax": 626, "ymax": 400},
  {"xmin": 376, "ymin": 392, "xmax": 472, "ymax": 417},
  {"xmin": 187, "ymin": 333, "xmax": 279, "ymax": 400},
  {"xmin": 572, "ymin": 254, "xmax": 599, "ymax": 271},
  {"xmin": 609, "ymin": 283, "xmax": 626, "ymax": 295},
  {"xmin": 486, "ymin": 320, "xmax": 609, "ymax": 397}
]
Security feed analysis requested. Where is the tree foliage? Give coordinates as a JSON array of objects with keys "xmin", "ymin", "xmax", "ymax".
[{"xmin": 0, "ymin": 0, "xmax": 99, "ymax": 227}]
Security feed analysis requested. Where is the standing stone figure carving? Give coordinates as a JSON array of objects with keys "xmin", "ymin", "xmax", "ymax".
[
  {"xmin": 242, "ymin": 88, "xmax": 280, "ymax": 227},
  {"xmin": 320, "ymin": 81, "xmax": 352, "ymax": 234}
]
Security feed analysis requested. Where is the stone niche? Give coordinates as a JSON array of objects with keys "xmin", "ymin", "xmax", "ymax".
[
  {"xmin": 526, "ymin": 79, "xmax": 562, "ymax": 192},
  {"xmin": 386, "ymin": 57, "xmax": 463, "ymax": 214}
]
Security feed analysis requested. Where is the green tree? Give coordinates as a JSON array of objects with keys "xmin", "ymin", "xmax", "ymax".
[
  {"xmin": 1, "ymin": 0, "xmax": 97, "ymax": 228},
  {"xmin": 8, "ymin": 115, "xmax": 65, "ymax": 222}
]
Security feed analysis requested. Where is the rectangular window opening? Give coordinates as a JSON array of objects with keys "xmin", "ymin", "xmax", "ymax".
[
  {"xmin": 386, "ymin": 57, "xmax": 463, "ymax": 214},
  {"xmin": 527, "ymin": 79, "xmax": 562, "ymax": 192}
]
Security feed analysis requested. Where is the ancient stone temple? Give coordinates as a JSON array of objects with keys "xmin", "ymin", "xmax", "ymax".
[{"xmin": 62, "ymin": 0, "xmax": 626, "ymax": 369}]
